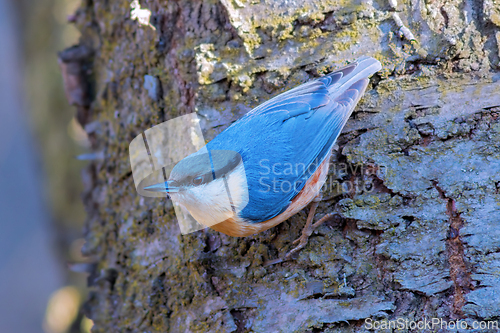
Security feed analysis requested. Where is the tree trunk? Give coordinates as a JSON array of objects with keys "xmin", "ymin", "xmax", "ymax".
[{"xmin": 64, "ymin": 0, "xmax": 500, "ymax": 331}]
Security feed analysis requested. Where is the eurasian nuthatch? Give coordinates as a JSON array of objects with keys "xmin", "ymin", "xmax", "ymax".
[{"xmin": 146, "ymin": 56, "xmax": 381, "ymax": 259}]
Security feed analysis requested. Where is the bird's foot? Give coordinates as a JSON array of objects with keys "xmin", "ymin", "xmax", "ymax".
[
  {"xmin": 283, "ymin": 212, "xmax": 337, "ymax": 261},
  {"xmin": 282, "ymin": 194, "xmax": 323, "ymax": 261},
  {"xmin": 263, "ymin": 194, "xmax": 338, "ymax": 266},
  {"xmin": 283, "ymin": 230, "xmax": 313, "ymax": 261},
  {"xmin": 264, "ymin": 231, "xmax": 314, "ymax": 266}
]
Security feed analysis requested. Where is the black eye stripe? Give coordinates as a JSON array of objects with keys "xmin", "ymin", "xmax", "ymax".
[{"xmin": 212, "ymin": 152, "xmax": 241, "ymax": 179}]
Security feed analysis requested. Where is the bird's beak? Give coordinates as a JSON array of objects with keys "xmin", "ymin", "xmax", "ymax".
[{"xmin": 144, "ymin": 181, "xmax": 179, "ymax": 193}]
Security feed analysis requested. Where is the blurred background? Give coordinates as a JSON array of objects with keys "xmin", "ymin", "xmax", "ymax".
[{"xmin": 0, "ymin": 0, "xmax": 93, "ymax": 332}]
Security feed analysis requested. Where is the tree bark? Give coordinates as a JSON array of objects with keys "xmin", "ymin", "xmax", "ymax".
[{"xmin": 67, "ymin": 0, "xmax": 500, "ymax": 331}]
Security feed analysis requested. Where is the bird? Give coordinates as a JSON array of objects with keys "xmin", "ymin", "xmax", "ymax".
[{"xmin": 145, "ymin": 56, "xmax": 381, "ymax": 261}]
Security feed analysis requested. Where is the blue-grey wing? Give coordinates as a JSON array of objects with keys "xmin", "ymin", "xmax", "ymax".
[{"xmin": 207, "ymin": 57, "xmax": 381, "ymax": 223}]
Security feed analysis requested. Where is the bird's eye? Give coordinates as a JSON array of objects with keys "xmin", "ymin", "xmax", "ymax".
[{"xmin": 192, "ymin": 176, "xmax": 204, "ymax": 186}]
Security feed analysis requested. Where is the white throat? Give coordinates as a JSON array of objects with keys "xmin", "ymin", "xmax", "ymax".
[{"xmin": 169, "ymin": 162, "xmax": 249, "ymax": 227}]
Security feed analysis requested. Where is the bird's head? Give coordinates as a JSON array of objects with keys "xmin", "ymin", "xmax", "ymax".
[{"xmin": 144, "ymin": 149, "xmax": 249, "ymax": 227}]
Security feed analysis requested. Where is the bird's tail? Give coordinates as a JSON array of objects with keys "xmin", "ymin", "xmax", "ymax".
[
  {"xmin": 324, "ymin": 56, "xmax": 381, "ymax": 96},
  {"xmin": 316, "ymin": 56, "xmax": 381, "ymax": 125}
]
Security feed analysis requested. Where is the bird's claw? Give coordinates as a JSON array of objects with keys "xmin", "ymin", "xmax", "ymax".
[
  {"xmin": 283, "ymin": 212, "xmax": 338, "ymax": 261},
  {"xmin": 266, "ymin": 195, "xmax": 335, "ymax": 265},
  {"xmin": 284, "ymin": 233, "xmax": 311, "ymax": 260},
  {"xmin": 291, "ymin": 229, "xmax": 312, "ymax": 245}
]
